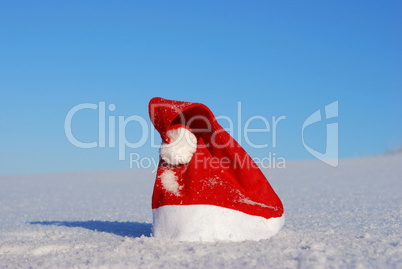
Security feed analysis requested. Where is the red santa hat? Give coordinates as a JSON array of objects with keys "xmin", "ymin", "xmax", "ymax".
[{"xmin": 149, "ymin": 97, "xmax": 284, "ymax": 242}]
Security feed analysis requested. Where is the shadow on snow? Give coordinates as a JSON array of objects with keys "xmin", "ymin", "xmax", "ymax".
[{"xmin": 29, "ymin": 220, "xmax": 152, "ymax": 238}]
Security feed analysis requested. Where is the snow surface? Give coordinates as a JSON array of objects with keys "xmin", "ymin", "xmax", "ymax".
[
  {"xmin": 160, "ymin": 127, "xmax": 197, "ymax": 165},
  {"xmin": 152, "ymin": 204, "xmax": 284, "ymax": 242},
  {"xmin": 0, "ymin": 154, "xmax": 401, "ymax": 268}
]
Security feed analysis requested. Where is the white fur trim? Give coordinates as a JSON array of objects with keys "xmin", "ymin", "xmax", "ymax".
[
  {"xmin": 152, "ymin": 204, "xmax": 285, "ymax": 242},
  {"xmin": 160, "ymin": 127, "xmax": 197, "ymax": 165}
]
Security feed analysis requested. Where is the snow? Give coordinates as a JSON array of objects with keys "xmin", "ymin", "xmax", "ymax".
[
  {"xmin": 1, "ymin": 154, "xmax": 401, "ymax": 268},
  {"xmin": 159, "ymin": 170, "xmax": 181, "ymax": 196},
  {"xmin": 160, "ymin": 127, "xmax": 197, "ymax": 165},
  {"xmin": 152, "ymin": 204, "xmax": 284, "ymax": 242},
  {"xmin": 239, "ymin": 197, "xmax": 277, "ymax": 210}
]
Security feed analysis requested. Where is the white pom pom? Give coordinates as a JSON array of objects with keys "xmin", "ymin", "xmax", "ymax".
[{"xmin": 160, "ymin": 127, "xmax": 197, "ymax": 165}]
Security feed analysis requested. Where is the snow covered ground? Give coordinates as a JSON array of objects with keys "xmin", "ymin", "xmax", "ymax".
[{"xmin": 0, "ymin": 154, "xmax": 401, "ymax": 268}]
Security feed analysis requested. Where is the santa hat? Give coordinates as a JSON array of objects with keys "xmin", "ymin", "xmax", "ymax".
[{"xmin": 149, "ymin": 97, "xmax": 284, "ymax": 242}]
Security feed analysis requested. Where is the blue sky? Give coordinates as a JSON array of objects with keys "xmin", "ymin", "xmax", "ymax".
[{"xmin": 1, "ymin": 1, "xmax": 401, "ymax": 174}]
